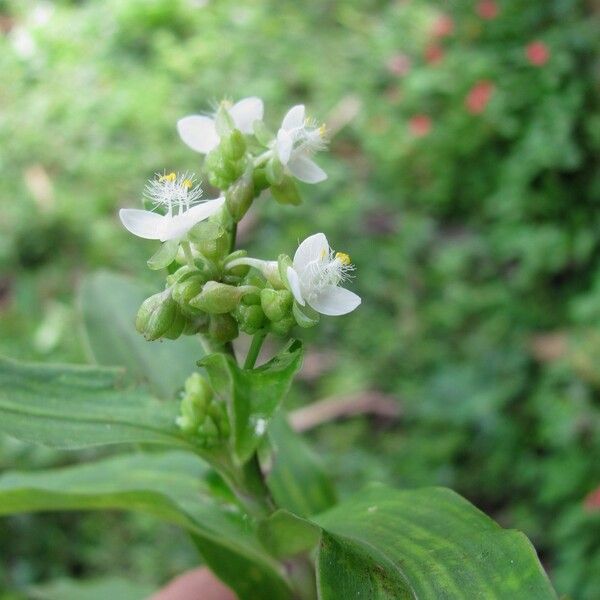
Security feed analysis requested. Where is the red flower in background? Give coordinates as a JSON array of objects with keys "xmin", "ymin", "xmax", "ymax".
[
  {"xmin": 432, "ymin": 14, "xmax": 454, "ymax": 38},
  {"xmin": 386, "ymin": 53, "xmax": 411, "ymax": 77},
  {"xmin": 409, "ymin": 114, "xmax": 432, "ymax": 137},
  {"xmin": 584, "ymin": 487, "xmax": 600, "ymax": 512},
  {"xmin": 477, "ymin": 0, "xmax": 499, "ymax": 20},
  {"xmin": 425, "ymin": 44, "xmax": 444, "ymax": 64},
  {"xmin": 466, "ymin": 80, "xmax": 495, "ymax": 114},
  {"xmin": 526, "ymin": 41, "xmax": 550, "ymax": 66}
]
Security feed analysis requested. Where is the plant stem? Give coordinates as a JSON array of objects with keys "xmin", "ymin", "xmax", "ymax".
[
  {"xmin": 244, "ymin": 330, "xmax": 266, "ymax": 369},
  {"xmin": 229, "ymin": 221, "xmax": 237, "ymax": 254}
]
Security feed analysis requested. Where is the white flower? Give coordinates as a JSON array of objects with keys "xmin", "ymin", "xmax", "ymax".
[
  {"xmin": 274, "ymin": 105, "xmax": 328, "ymax": 184},
  {"xmin": 177, "ymin": 97, "xmax": 264, "ymax": 154},
  {"xmin": 286, "ymin": 233, "xmax": 360, "ymax": 316},
  {"xmin": 119, "ymin": 172, "xmax": 224, "ymax": 242}
]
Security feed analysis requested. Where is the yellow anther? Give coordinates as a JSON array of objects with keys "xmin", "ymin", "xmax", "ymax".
[
  {"xmin": 319, "ymin": 124, "xmax": 327, "ymax": 137},
  {"xmin": 183, "ymin": 179, "xmax": 193, "ymax": 189},
  {"xmin": 159, "ymin": 172, "xmax": 176, "ymax": 183},
  {"xmin": 335, "ymin": 252, "xmax": 351, "ymax": 265}
]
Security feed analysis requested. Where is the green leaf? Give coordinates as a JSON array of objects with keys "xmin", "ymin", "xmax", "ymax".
[
  {"xmin": 0, "ymin": 356, "xmax": 190, "ymax": 450},
  {"xmin": 28, "ymin": 577, "xmax": 154, "ymax": 600},
  {"xmin": 146, "ymin": 239, "xmax": 179, "ymax": 270},
  {"xmin": 0, "ymin": 451, "xmax": 291, "ymax": 600},
  {"xmin": 199, "ymin": 340, "xmax": 303, "ymax": 464},
  {"xmin": 79, "ymin": 271, "xmax": 204, "ymax": 399},
  {"xmin": 262, "ymin": 414, "xmax": 336, "ymax": 517},
  {"xmin": 258, "ymin": 509, "xmax": 320, "ymax": 558},
  {"xmin": 314, "ymin": 484, "xmax": 557, "ymax": 600}
]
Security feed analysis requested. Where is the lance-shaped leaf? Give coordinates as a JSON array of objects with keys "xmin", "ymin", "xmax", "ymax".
[
  {"xmin": 199, "ymin": 340, "xmax": 303, "ymax": 464},
  {"xmin": 261, "ymin": 413, "xmax": 336, "ymax": 517},
  {"xmin": 0, "ymin": 452, "xmax": 291, "ymax": 600},
  {"xmin": 314, "ymin": 484, "xmax": 557, "ymax": 599},
  {"xmin": 80, "ymin": 271, "xmax": 204, "ymax": 400},
  {"xmin": 0, "ymin": 356, "xmax": 189, "ymax": 450}
]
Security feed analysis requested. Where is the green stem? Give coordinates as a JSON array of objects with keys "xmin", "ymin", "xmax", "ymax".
[
  {"xmin": 244, "ymin": 330, "xmax": 266, "ymax": 369},
  {"xmin": 229, "ymin": 221, "xmax": 238, "ymax": 254}
]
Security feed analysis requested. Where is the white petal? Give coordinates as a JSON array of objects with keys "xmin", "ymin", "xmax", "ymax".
[
  {"xmin": 177, "ymin": 115, "xmax": 219, "ymax": 154},
  {"xmin": 119, "ymin": 209, "xmax": 166, "ymax": 240},
  {"xmin": 286, "ymin": 267, "xmax": 305, "ymax": 306},
  {"xmin": 229, "ymin": 97, "xmax": 264, "ymax": 134},
  {"xmin": 293, "ymin": 232, "xmax": 329, "ymax": 272},
  {"xmin": 160, "ymin": 197, "xmax": 225, "ymax": 242},
  {"xmin": 282, "ymin": 104, "xmax": 305, "ymax": 130},
  {"xmin": 309, "ymin": 285, "xmax": 361, "ymax": 316},
  {"xmin": 288, "ymin": 155, "xmax": 327, "ymax": 184},
  {"xmin": 276, "ymin": 129, "xmax": 293, "ymax": 165}
]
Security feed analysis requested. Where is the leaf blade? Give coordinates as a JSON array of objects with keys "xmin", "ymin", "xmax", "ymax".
[
  {"xmin": 0, "ymin": 356, "xmax": 189, "ymax": 450},
  {"xmin": 314, "ymin": 484, "xmax": 557, "ymax": 600}
]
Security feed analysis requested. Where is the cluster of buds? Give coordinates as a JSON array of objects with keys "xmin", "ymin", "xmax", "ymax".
[
  {"xmin": 175, "ymin": 373, "xmax": 229, "ymax": 447},
  {"xmin": 120, "ymin": 97, "xmax": 361, "ymax": 349}
]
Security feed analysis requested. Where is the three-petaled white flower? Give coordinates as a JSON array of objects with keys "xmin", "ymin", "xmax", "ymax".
[
  {"xmin": 286, "ymin": 233, "xmax": 360, "ymax": 315},
  {"xmin": 177, "ymin": 97, "xmax": 264, "ymax": 154},
  {"xmin": 119, "ymin": 172, "xmax": 224, "ymax": 242},
  {"xmin": 274, "ymin": 105, "xmax": 328, "ymax": 184}
]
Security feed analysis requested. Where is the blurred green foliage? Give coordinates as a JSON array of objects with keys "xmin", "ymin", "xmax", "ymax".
[{"xmin": 0, "ymin": 0, "xmax": 598, "ymax": 598}]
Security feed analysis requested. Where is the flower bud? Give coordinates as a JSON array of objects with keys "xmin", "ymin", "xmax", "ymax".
[
  {"xmin": 172, "ymin": 277, "xmax": 205, "ymax": 317},
  {"xmin": 226, "ymin": 170, "xmax": 255, "ymax": 222},
  {"xmin": 260, "ymin": 288, "xmax": 293, "ymax": 322},
  {"xmin": 176, "ymin": 373, "xmax": 212, "ymax": 434},
  {"xmin": 269, "ymin": 315, "xmax": 296, "ymax": 336},
  {"xmin": 271, "ymin": 176, "xmax": 302, "ymax": 206},
  {"xmin": 293, "ymin": 301, "xmax": 320, "ymax": 328},
  {"xmin": 209, "ymin": 313, "xmax": 239, "ymax": 344},
  {"xmin": 190, "ymin": 282, "xmax": 253, "ymax": 314},
  {"xmin": 235, "ymin": 303, "xmax": 266, "ymax": 335},
  {"xmin": 252, "ymin": 167, "xmax": 269, "ymax": 192},
  {"xmin": 265, "ymin": 157, "xmax": 284, "ymax": 185},
  {"xmin": 189, "ymin": 221, "xmax": 229, "ymax": 261},
  {"xmin": 136, "ymin": 291, "xmax": 178, "ymax": 341},
  {"xmin": 163, "ymin": 308, "xmax": 187, "ymax": 340},
  {"xmin": 215, "ymin": 102, "xmax": 235, "ymax": 137},
  {"xmin": 221, "ymin": 129, "xmax": 246, "ymax": 160}
]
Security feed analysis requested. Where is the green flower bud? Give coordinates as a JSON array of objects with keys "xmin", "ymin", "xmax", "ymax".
[
  {"xmin": 215, "ymin": 102, "xmax": 235, "ymax": 137},
  {"xmin": 293, "ymin": 301, "xmax": 320, "ymax": 328},
  {"xmin": 226, "ymin": 170, "xmax": 255, "ymax": 223},
  {"xmin": 189, "ymin": 222, "xmax": 229, "ymax": 262},
  {"xmin": 205, "ymin": 149, "xmax": 238, "ymax": 183},
  {"xmin": 172, "ymin": 277, "xmax": 204, "ymax": 314},
  {"xmin": 167, "ymin": 265, "xmax": 199, "ymax": 287},
  {"xmin": 271, "ymin": 176, "xmax": 302, "ymax": 206},
  {"xmin": 163, "ymin": 308, "xmax": 187, "ymax": 340},
  {"xmin": 136, "ymin": 291, "xmax": 178, "ymax": 341},
  {"xmin": 235, "ymin": 303, "xmax": 266, "ymax": 335},
  {"xmin": 269, "ymin": 314, "xmax": 296, "ymax": 336},
  {"xmin": 261, "ymin": 288, "xmax": 293, "ymax": 322},
  {"xmin": 221, "ymin": 129, "xmax": 246, "ymax": 160},
  {"xmin": 209, "ymin": 313, "xmax": 238, "ymax": 344},
  {"xmin": 253, "ymin": 167, "xmax": 269, "ymax": 192},
  {"xmin": 191, "ymin": 282, "xmax": 256, "ymax": 314},
  {"xmin": 182, "ymin": 314, "xmax": 210, "ymax": 336},
  {"xmin": 176, "ymin": 373, "xmax": 212, "ymax": 434},
  {"xmin": 265, "ymin": 156, "xmax": 284, "ymax": 185}
]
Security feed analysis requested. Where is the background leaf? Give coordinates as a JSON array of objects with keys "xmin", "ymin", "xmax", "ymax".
[
  {"xmin": 0, "ymin": 356, "xmax": 189, "ymax": 450},
  {"xmin": 314, "ymin": 484, "xmax": 557, "ymax": 600},
  {"xmin": 0, "ymin": 451, "xmax": 291, "ymax": 600},
  {"xmin": 262, "ymin": 414, "xmax": 336, "ymax": 517},
  {"xmin": 79, "ymin": 271, "xmax": 204, "ymax": 399},
  {"xmin": 200, "ymin": 340, "xmax": 303, "ymax": 464}
]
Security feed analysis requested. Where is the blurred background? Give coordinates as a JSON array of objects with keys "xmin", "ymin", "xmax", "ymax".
[{"xmin": 0, "ymin": 0, "xmax": 598, "ymax": 598}]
